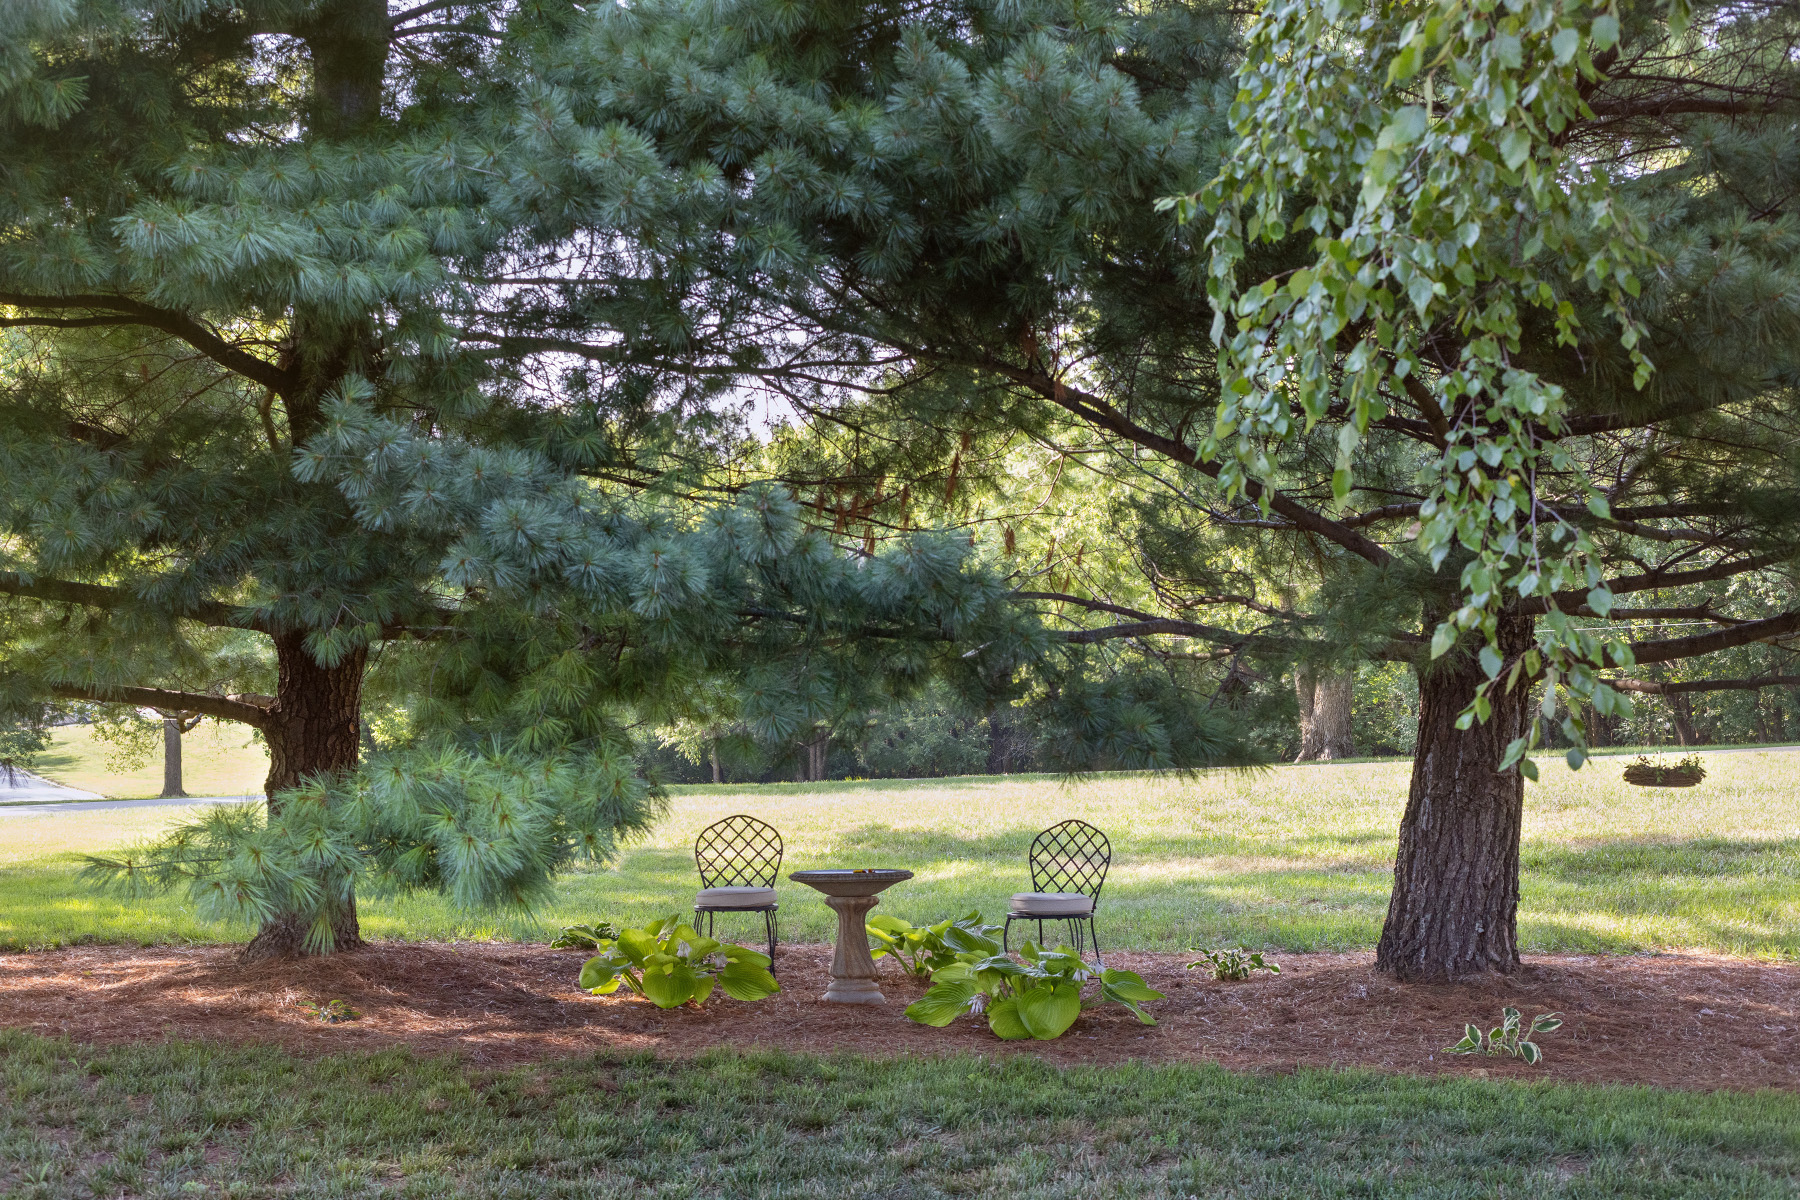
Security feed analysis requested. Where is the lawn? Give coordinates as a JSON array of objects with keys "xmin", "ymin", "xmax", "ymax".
[
  {"xmin": 1, "ymin": 750, "xmax": 1795, "ymax": 956},
  {"xmin": 22, "ymin": 723, "xmax": 270, "ymax": 800},
  {"xmin": 2, "ymin": 1031, "xmax": 1796, "ymax": 1199}
]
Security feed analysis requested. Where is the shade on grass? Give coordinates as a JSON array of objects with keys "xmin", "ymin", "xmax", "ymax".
[
  {"xmin": 0, "ymin": 751, "xmax": 1795, "ymax": 956},
  {"xmin": 1, "ymin": 1031, "xmax": 1796, "ymax": 1199}
]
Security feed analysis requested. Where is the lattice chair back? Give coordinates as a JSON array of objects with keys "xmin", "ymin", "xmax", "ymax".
[
  {"xmin": 694, "ymin": 814, "xmax": 784, "ymax": 888},
  {"xmin": 1029, "ymin": 819, "xmax": 1111, "ymax": 904}
]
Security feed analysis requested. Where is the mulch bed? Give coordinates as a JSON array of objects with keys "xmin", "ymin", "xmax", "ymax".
[{"xmin": 2, "ymin": 942, "xmax": 1795, "ymax": 1091}]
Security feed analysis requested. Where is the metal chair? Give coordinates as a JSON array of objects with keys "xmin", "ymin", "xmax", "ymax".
[
  {"xmin": 1003, "ymin": 819, "xmax": 1110, "ymax": 965},
  {"xmin": 693, "ymin": 814, "xmax": 782, "ymax": 969}
]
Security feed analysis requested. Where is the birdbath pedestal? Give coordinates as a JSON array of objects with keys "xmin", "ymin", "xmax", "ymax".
[{"xmin": 788, "ymin": 869, "xmax": 914, "ymax": 1004}]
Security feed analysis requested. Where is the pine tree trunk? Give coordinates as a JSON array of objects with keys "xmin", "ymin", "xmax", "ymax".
[
  {"xmin": 1668, "ymin": 693, "xmax": 1699, "ymax": 746},
  {"xmin": 986, "ymin": 704, "xmax": 1012, "ymax": 774},
  {"xmin": 1295, "ymin": 669, "xmax": 1353, "ymax": 760},
  {"xmin": 1312, "ymin": 673, "xmax": 1354, "ymax": 760},
  {"xmin": 242, "ymin": 631, "xmax": 368, "ymax": 962},
  {"xmin": 709, "ymin": 737, "xmax": 721, "ymax": 784},
  {"xmin": 159, "ymin": 718, "xmax": 187, "ymax": 799},
  {"xmin": 1294, "ymin": 665, "xmax": 1320, "ymax": 761},
  {"xmin": 1376, "ymin": 612, "xmax": 1534, "ymax": 982}
]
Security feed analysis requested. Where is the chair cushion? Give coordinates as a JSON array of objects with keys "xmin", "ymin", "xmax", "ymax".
[
  {"xmin": 1009, "ymin": 892, "xmax": 1093, "ymax": 917},
  {"xmin": 695, "ymin": 886, "xmax": 777, "ymax": 909}
]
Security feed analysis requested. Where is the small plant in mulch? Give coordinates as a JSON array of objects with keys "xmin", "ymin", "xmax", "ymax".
[
  {"xmin": 905, "ymin": 941, "xmax": 1164, "ymax": 1041},
  {"xmin": 867, "ymin": 911, "xmax": 1004, "ymax": 978},
  {"xmin": 1446, "ymin": 1006, "xmax": 1562, "ymax": 1064},
  {"xmin": 1185, "ymin": 946, "xmax": 1281, "ymax": 981},
  {"xmin": 1622, "ymin": 754, "xmax": 1707, "ymax": 787},
  {"xmin": 295, "ymin": 998, "xmax": 360, "ymax": 1024},
  {"xmin": 575, "ymin": 915, "xmax": 780, "ymax": 1009},
  {"xmin": 550, "ymin": 922, "xmax": 619, "ymax": 950}
]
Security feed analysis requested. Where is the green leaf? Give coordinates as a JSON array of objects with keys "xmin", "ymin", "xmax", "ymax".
[
  {"xmin": 1016, "ymin": 980, "xmax": 1084, "ymax": 1039},
  {"xmin": 1518, "ymin": 1039, "xmax": 1541, "ymax": 1065},
  {"xmin": 578, "ymin": 956, "xmax": 625, "ymax": 993},
  {"xmin": 640, "ymin": 960, "xmax": 699, "ymax": 1009},
  {"xmin": 905, "ymin": 980, "xmax": 980, "ymax": 1027},
  {"xmin": 986, "ymin": 995, "xmax": 1032, "ymax": 1040},
  {"xmin": 1498, "ymin": 128, "xmax": 1532, "ymax": 171},
  {"xmin": 1551, "ymin": 27, "xmax": 1580, "ymax": 64},
  {"xmin": 1590, "ymin": 15, "xmax": 1620, "ymax": 49},
  {"xmin": 1098, "ymin": 969, "xmax": 1163, "ymax": 1003},
  {"xmin": 1431, "ymin": 624, "xmax": 1458, "ymax": 658},
  {"xmin": 717, "ymin": 959, "xmax": 781, "ymax": 1002}
]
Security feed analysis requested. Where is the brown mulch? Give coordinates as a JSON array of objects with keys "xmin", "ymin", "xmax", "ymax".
[{"xmin": 1, "ymin": 942, "xmax": 1795, "ymax": 1091}]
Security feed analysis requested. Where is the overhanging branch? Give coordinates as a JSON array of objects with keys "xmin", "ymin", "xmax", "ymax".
[
  {"xmin": 1628, "ymin": 609, "xmax": 1800, "ymax": 664},
  {"xmin": 47, "ymin": 682, "xmax": 272, "ymax": 729},
  {"xmin": 0, "ymin": 572, "xmax": 257, "ymax": 631},
  {"xmin": 1610, "ymin": 674, "xmax": 1800, "ymax": 695}
]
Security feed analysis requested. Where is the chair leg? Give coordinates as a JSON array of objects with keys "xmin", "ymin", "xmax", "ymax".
[
  {"xmin": 765, "ymin": 908, "xmax": 778, "ymax": 975},
  {"xmin": 1003, "ymin": 915, "xmax": 1012, "ymax": 954},
  {"xmin": 1088, "ymin": 917, "xmax": 1102, "ymax": 968}
]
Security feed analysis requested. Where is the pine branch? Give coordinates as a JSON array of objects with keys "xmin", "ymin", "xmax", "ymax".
[
  {"xmin": 983, "ymin": 363, "xmax": 1396, "ymax": 568},
  {"xmin": 1628, "ymin": 610, "xmax": 1800, "ymax": 665},
  {"xmin": 0, "ymin": 293, "xmax": 292, "ymax": 395},
  {"xmin": 1523, "ymin": 553, "xmax": 1786, "ymax": 615},
  {"xmin": 0, "ymin": 572, "xmax": 259, "ymax": 631},
  {"xmin": 1609, "ymin": 674, "xmax": 1800, "ymax": 695},
  {"xmin": 47, "ymin": 682, "xmax": 273, "ymax": 729}
]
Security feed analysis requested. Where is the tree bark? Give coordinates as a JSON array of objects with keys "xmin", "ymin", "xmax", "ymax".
[
  {"xmin": 709, "ymin": 737, "xmax": 721, "ymax": 784},
  {"xmin": 1376, "ymin": 612, "xmax": 1534, "ymax": 982},
  {"xmin": 1296, "ymin": 669, "xmax": 1354, "ymax": 761},
  {"xmin": 1667, "ymin": 692, "xmax": 1700, "ymax": 746},
  {"xmin": 159, "ymin": 717, "xmax": 187, "ymax": 798},
  {"xmin": 241, "ymin": 631, "xmax": 368, "ymax": 961}
]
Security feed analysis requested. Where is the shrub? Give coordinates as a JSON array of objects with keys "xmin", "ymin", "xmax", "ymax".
[
  {"xmin": 574, "ymin": 916, "xmax": 780, "ymax": 1009},
  {"xmin": 867, "ymin": 911, "xmax": 1003, "ymax": 977},
  {"xmin": 904, "ymin": 941, "xmax": 1164, "ymax": 1040},
  {"xmin": 1185, "ymin": 946, "xmax": 1281, "ymax": 981},
  {"xmin": 550, "ymin": 922, "xmax": 618, "ymax": 950}
]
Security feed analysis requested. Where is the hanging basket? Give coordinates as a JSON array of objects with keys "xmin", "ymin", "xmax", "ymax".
[{"xmin": 1622, "ymin": 756, "xmax": 1706, "ymax": 788}]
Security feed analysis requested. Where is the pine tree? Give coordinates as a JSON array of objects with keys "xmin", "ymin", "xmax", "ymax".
[
  {"xmin": 510, "ymin": 0, "xmax": 1800, "ymax": 979},
  {"xmin": 0, "ymin": 0, "xmax": 1242, "ymax": 958}
]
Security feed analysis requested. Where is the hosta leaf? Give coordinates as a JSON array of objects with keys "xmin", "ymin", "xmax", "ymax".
[
  {"xmin": 905, "ymin": 980, "xmax": 980, "ymax": 1027},
  {"xmin": 1099, "ymin": 969, "xmax": 1164, "ymax": 1003},
  {"xmin": 1015, "ymin": 980, "xmax": 1083, "ymax": 1040},
  {"xmin": 1518, "ymin": 1039, "xmax": 1541, "ymax": 1065},
  {"xmin": 986, "ymin": 995, "xmax": 1031, "ymax": 1040},
  {"xmin": 578, "ymin": 956, "xmax": 624, "ymax": 993},
  {"xmin": 641, "ymin": 960, "xmax": 698, "ymax": 1008},
  {"xmin": 717, "ymin": 959, "xmax": 780, "ymax": 1002}
]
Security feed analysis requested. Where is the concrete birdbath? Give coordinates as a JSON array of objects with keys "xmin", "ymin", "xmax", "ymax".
[{"xmin": 788, "ymin": 868, "xmax": 914, "ymax": 1004}]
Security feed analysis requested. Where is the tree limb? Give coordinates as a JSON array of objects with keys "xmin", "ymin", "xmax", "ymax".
[
  {"xmin": 46, "ymin": 682, "xmax": 272, "ymax": 729},
  {"xmin": 1610, "ymin": 674, "xmax": 1800, "ymax": 695},
  {"xmin": 0, "ymin": 572, "xmax": 257, "ymax": 631},
  {"xmin": 0, "ymin": 293, "xmax": 292, "ymax": 395},
  {"xmin": 1628, "ymin": 609, "xmax": 1800, "ymax": 664},
  {"xmin": 1523, "ymin": 553, "xmax": 1786, "ymax": 615}
]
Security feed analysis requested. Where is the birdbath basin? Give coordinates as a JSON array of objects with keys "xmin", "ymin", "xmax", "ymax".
[{"xmin": 789, "ymin": 869, "xmax": 914, "ymax": 1004}]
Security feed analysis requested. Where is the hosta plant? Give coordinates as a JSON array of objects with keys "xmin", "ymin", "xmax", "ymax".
[
  {"xmin": 1446, "ymin": 1007, "xmax": 1564, "ymax": 1065},
  {"xmin": 575, "ymin": 916, "xmax": 780, "ymax": 1009},
  {"xmin": 1186, "ymin": 947, "xmax": 1281, "ymax": 981},
  {"xmin": 867, "ymin": 911, "xmax": 1003, "ymax": 978},
  {"xmin": 550, "ymin": 922, "xmax": 619, "ymax": 951},
  {"xmin": 904, "ymin": 942, "xmax": 1164, "ymax": 1040}
]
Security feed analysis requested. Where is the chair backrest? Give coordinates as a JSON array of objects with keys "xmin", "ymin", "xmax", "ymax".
[
  {"xmin": 1028, "ymin": 819, "xmax": 1111, "ymax": 902},
  {"xmin": 695, "ymin": 814, "xmax": 784, "ymax": 888}
]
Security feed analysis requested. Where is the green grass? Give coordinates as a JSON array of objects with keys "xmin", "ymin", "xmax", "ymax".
[
  {"xmin": 2, "ymin": 1032, "xmax": 1797, "ymax": 1200},
  {"xmin": 28, "ymin": 723, "xmax": 269, "ymax": 799},
  {"xmin": 1, "ymin": 750, "xmax": 1796, "ymax": 956}
]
